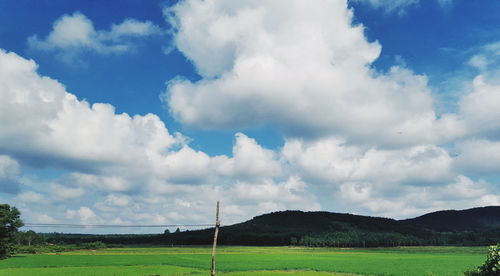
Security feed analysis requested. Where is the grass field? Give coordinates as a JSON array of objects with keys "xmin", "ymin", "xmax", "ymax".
[{"xmin": 0, "ymin": 246, "xmax": 487, "ymax": 276}]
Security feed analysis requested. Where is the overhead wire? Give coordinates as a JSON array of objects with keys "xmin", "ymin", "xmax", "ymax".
[{"xmin": 24, "ymin": 223, "xmax": 217, "ymax": 228}]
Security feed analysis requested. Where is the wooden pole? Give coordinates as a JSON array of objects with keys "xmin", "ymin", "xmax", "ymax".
[{"xmin": 210, "ymin": 201, "xmax": 220, "ymax": 276}]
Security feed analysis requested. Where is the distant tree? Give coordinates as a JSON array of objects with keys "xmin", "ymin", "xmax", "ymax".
[
  {"xmin": 175, "ymin": 227, "xmax": 181, "ymax": 233},
  {"xmin": 23, "ymin": 230, "xmax": 41, "ymax": 246},
  {"xmin": 82, "ymin": 241, "xmax": 107, "ymax": 249},
  {"xmin": 164, "ymin": 229, "xmax": 171, "ymax": 235},
  {"xmin": 0, "ymin": 204, "xmax": 24, "ymax": 259}
]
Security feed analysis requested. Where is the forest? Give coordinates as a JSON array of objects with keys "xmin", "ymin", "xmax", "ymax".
[{"xmin": 33, "ymin": 206, "xmax": 500, "ymax": 248}]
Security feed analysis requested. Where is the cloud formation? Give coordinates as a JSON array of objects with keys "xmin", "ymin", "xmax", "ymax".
[
  {"xmin": 1, "ymin": 0, "xmax": 499, "ymax": 233},
  {"xmin": 160, "ymin": 0, "xmax": 498, "ymax": 219},
  {"xmin": 281, "ymin": 137, "xmax": 499, "ymax": 217},
  {"xmin": 0, "ymin": 49, "xmax": 179, "ymax": 173},
  {"xmin": 0, "ymin": 49, "xmax": 317, "ymax": 228},
  {"xmin": 164, "ymin": 0, "xmax": 462, "ymax": 147},
  {"xmin": 28, "ymin": 12, "xmax": 162, "ymax": 63}
]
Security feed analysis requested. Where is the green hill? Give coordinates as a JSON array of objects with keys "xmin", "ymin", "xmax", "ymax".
[
  {"xmin": 165, "ymin": 206, "xmax": 500, "ymax": 247},
  {"xmin": 44, "ymin": 206, "xmax": 500, "ymax": 247},
  {"xmin": 402, "ymin": 206, "xmax": 500, "ymax": 231}
]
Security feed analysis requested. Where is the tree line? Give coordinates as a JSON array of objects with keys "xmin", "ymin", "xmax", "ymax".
[{"xmin": 2, "ymin": 204, "xmax": 500, "ymax": 259}]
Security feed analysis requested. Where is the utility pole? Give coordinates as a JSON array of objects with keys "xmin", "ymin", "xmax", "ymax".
[{"xmin": 210, "ymin": 201, "xmax": 220, "ymax": 276}]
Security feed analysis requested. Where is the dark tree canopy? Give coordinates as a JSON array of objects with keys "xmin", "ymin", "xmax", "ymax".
[
  {"xmin": 0, "ymin": 204, "xmax": 24, "ymax": 258},
  {"xmin": 19, "ymin": 230, "xmax": 42, "ymax": 246},
  {"xmin": 36, "ymin": 207, "xmax": 500, "ymax": 248}
]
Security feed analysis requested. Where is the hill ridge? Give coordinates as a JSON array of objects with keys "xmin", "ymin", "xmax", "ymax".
[{"xmin": 44, "ymin": 205, "xmax": 500, "ymax": 247}]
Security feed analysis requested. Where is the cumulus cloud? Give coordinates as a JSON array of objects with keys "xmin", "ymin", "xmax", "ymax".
[
  {"xmin": 158, "ymin": 0, "xmax": 498, "ymax": 219},
  {"xmin": 335, "ymin": 174, "xmax": 499, "ymax": 218},
  {"xmin": 0, "ymin": 49, "xmax": 180, "ymax": 173},
  {"xmin": 2, "ymin": 0, "xmax": 499, "ymax": 231},
  {"xmin": 451, "ymin": 48, "xmax": 500, "ymax": 178},
  {"xmin": 279, "ymin": 136, "xmax": 497, "ymax": 218},
  {"xmin": 67, "ymin": 206, "xmax": 99, "ymax": 223},
  {"xmin": 459, "ymin": 75, "xmax": 500, "ymax": 139},
  {"xmin": 164, "ymin": 0, "xmax": 462, "ymax": 147},
  {"xmin": 0, "ymin": 49, "xmax": 318, "ymax": 228},
  {"xmin": 216, "ymin": 133, "xmax": 282, "ymax": 181},
  {"xmin": 28, "ymin": 12, "xmax": 162, "ymax": 63},
  {"xmin": 282, "ymin": 137, "xmax": 455, "ymax": 187}
]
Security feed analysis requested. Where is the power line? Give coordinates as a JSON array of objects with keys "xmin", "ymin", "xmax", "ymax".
[{"xmin": 24, "ymin": 223, "xmax": 216, "ymax": 228}]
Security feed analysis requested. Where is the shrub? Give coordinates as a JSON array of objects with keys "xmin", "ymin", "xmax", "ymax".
[
  {"xmin": 464, "ymin": 244, "xmax": 500, "ymax": 276},
  {"xmin": 81, "ymin": 241, "xmax": 107, "ymax": 250}
]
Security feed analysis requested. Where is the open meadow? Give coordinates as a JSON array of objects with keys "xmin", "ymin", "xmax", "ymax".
[{"xmin": 0, "ymin": 246, "xmax": 487, "ymax": 276}]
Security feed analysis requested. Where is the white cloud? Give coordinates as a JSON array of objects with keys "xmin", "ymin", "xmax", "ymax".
[
  {"xmin": 231, "ymin": 177, "xmax": 308, "ymax": 204},
  {"xmin": 2, "ymin": 0, "xmax": 499, "ymax": 231},
  {"xmin": 0, "ymin": 155, "xmax": 21, "ymax": 194},
  {"xmin": 353, "ymin": 0, "xmax": 453, "ymax": 15},
  {"xmin": 0, "ymin": 155, "xmax": 20, "ymax": 180},
  {"xmin": 0, "ymin": 49, "xmax": 179, "ymax": 173},
  {"xmin": 51, "ymin": 183, "xmax": 85, "ymax": 200},
  {"xmin": 28, "ymin": 12, "xmax": 162, "ymax": 62},
  {"xmin": 337, "ymin": 176, "xmax": 499, "ymax": 218},
  {"xmin": 354, "ymin": 0, "xmax": 419, "ymax": 15},
  {"xmin": 439, "ymin": 175, "xmax": 489, "ymax": 200},
  {"xmin": 158, "ymin": 0, "xmax": 497, "ymax": 219},
  {"xmin": 108, "ymin": 19, "xmax": 160, "ymax": 40},
  {"xmin": 67, "ymin": 206, "xmax": 99, "ymax": 223},
  {"xmin": 455, "ymin": 139, "xmax": 500, "ymax": 175},
  {"xmin": 281, "ymin": 137, "xmax": 454, "ymax": 186},
  {"xmin": 164, "ymin": 0, "xmax": 462, "ymax": 147},
  {"xmin": 0, "ymin": 49, "xmax": 321, "ymax": 227},
  {"xmin": 66, "ymin": 172, "xmax": 135, "ymax": 192},
  {"xmin": 280, "ymin": 136, "xmax": 500, "ymax": 218},
  {"xmin": 104, "ymin": 194, "xmax": 131, "ymax": 207},
  {"xmin": 468, "ymin": 55, "xmax": 489, "ymax": 71},
  {"xmin": 216, "ymin": 133, "xmax": 282, "ymax": 181},
  {"xmin": 159, "ymin": 146, "xmax": 213, "ymax": 184},
  {"xmin": 20, "ymin": 213, "xmax": 56, "ymax": 224},
  {"xmin": 340, "ymin": 182, "xmax": 372, "ymax": 203},
  {"xmin": 467, "ymin": 42, "xmax": 500, "ymax": 72},
  {"xmin": 16, "ymin": 191, "xmax": 44, "ymax": 203},
  {"xmin": 459, "ymin": 75, "xmax": 500, "ymax": 139}
]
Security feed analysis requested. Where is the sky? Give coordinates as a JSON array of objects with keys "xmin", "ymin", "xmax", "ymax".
[{"xmin": 1, "ymin": 0, "xmax": 500, "ymax": 234}]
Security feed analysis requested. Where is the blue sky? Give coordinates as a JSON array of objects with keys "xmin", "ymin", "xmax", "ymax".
[{"xmin": 0, "ymin": 0, "xmax": 499, "ymax": 233}]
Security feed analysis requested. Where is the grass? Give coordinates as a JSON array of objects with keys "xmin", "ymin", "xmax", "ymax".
[
  {"xmin": 0, "ymin": 246, "xmax": 488, "ymax": 276},
  {"xmin": 0, "ymin": 264, "xmax": 204, "ymax": 276}
]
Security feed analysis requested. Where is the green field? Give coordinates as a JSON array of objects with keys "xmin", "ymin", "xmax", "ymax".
[{"xmin": 0, "ymin": 246, "xmax": 487, "ymax": 276}]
